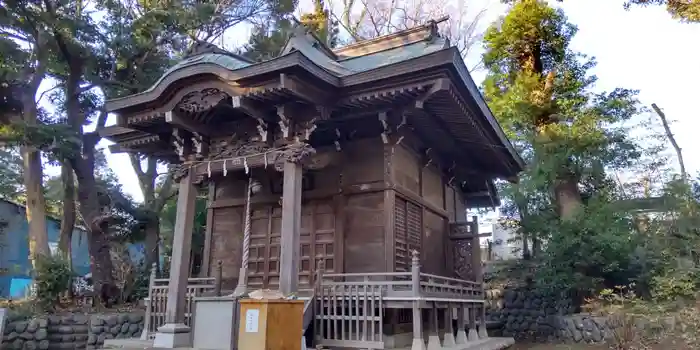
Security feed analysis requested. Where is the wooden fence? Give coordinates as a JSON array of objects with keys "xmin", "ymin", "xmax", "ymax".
[
  {"xmin": 313, "ymin": 250, "xmax": 486, "ymax": 349},
  {"xmin": 140, "ymin": 264, "xmax": 221, "ymax": 340}
]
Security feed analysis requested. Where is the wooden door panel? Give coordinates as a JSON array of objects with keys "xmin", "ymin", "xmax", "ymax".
[{"xmin": 245, "ymin": 200, "xmax": 336, "ymax": 290}]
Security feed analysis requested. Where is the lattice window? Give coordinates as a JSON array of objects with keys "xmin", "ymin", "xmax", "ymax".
[
  {"xmin": 395, "ymin": 199, "xmax": 408, "ymax": 271},
  {"xmin": 394, "ymin": 197, "xmax": 422, "ymax": 271},
  {"xmin": 406, "ymin": 202, "xmax": 421, "ymax": 254}
]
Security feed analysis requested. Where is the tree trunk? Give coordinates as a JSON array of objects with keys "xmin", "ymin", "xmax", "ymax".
[
  {"xmin": 651, "ymin": 103, "xmax": 687, "ymax": 181},
  {"xmin": 144, "ymin": 215, "xmax": 160, "ymax": 272},
  {"xmin": 58, "ymin": 162, "xmax": 76, "ymax": 263},
  {"xmin": 74, "ymin": 151, "xmax": 116, "ymax": 295},
  {"xmin": 64, "ymin": 68, "xmax": 117, "ymax": 299},
  {"xmin": 22, "ymin": 146, "xmax": 50, "ymax": 265},
  {"xmin": 554, "ymin": 178, "xmax": 583, "ymax": 221}
]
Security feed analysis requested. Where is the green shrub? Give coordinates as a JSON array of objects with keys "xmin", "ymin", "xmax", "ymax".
[{"xmin": 34, "ymin": 254, "xmax": 73, "ymax": 310}]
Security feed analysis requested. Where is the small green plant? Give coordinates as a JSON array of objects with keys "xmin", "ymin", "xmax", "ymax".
[
  {"xmin": 34, "ymin": 254, "xmax": 73, "ymax": 310},
  {"xmin": 650, "ymin": 272, "xmax": 698, "ymax": 304}
]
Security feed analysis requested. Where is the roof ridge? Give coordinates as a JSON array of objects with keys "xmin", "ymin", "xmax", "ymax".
[
  {"xmin": 185, "ymin": 40, "xmax": 255, "ymax": 64},
  {"xmin": 280, "ymin": 25, "xmax": 337, "ymax": 60},
  {"xmin": 333, "ymin": 16, "xmax": 447, "ymax": 59}
]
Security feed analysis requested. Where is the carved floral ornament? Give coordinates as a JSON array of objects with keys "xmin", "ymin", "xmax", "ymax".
[
  {"xmin": 177, "ymin": 88, "xmax": 229, "ymax": 114},
  {"xmin": 171, "ymin": 140, "xmax": 325, "ymax": 182}
]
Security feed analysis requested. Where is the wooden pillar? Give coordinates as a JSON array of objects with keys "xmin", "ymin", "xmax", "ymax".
[
  {"xmin": 443, "ymin": 305, "xmax": 456, "ymax": 347},
  {"xmin": 456, "ymin": 304, "xmax": 468, "ymax": 344},
  {"xmin": 279, "ymin": 161, "xmax": 303, "ymax": 295},
  {"xmin": 479, "ymin": 303, "xmax": 489, "ymax": 339},
  {"xmin": 467, "ymin": 304, "xmax": 479, "ymax": 342},
  {"xmin": 470, "ymin": 216, "xmax": 483, "ymax": 282},
  {"xmin": 426, "ymin": 303, "xmax": 441, "ymax": 350},
  {"xmin": 410, "ymin": 251, "xmax": 425, "ymax": 350},
  {"xmin": 153, "ymin": 169, "xmax": 197, "ymax": 348}
]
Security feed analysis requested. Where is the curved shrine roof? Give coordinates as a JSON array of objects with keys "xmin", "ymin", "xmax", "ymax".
[{"xmin": 101, "ymin": 20, "xmax": 525, "ymax": 205}]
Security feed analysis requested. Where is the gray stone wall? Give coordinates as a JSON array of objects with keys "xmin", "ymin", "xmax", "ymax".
[
  {"xmin": 485, "ymin": 286, "xmax": 577, "ymax": 342},
  {"xmin": 552, "ymin": 313, "xmax": 678, "ymax": 345},
  {"xmin": 1, "ymin": 312, "xmax": 144, "ymax": 350},
  {"xmin": 552, "ymin": 314, "xmax": 612, "ymax": 343}
]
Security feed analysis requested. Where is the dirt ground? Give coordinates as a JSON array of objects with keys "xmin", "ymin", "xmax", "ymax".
[
  {"xmin": 511, "ymin": 339, "xmax": 692, "ymax": 350},
  {"xmin": 511, "ymin": 344, "xmax": 607, "ymax": 350}
]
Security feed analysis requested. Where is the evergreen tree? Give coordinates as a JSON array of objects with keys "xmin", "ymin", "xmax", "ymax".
[
  {"xmin": 625, "ymin": 0, "xmax": 700, "ymax": 22},
  {"xmin": 300, "ymin": 0, "xmax": 339, "ymax": 47},
  {"xmin": 483, "ymin": 0, "xmax": 644, "ymax": 290}
]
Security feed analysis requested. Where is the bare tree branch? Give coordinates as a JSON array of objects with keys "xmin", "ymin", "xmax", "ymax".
[{"xmin": 651, "ymin": 103, "xmax": 687, "ymax": 181}]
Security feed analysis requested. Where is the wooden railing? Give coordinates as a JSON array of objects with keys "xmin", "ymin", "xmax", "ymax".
[
  {"xmin": 140, "ymin": 264, "xmax": 221, "ymax": 340},
  {"xmin": 313, "ymin": 251, "xmax": 486, "ymax": 349},
  {"xmin": 419, "ymin": 273, "xmax": 483, "ymax": 299}
]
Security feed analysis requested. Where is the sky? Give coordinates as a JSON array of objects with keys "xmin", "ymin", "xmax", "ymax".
[{"xmin": 87, "ymin": 0, "xmax": 700, "ymax": 205}]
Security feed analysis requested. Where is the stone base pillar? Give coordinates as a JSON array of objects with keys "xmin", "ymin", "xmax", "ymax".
[
  {"xmin": 153, "ymin": 323, "xmax": 191, "ymax": 348},
  {"xmin": 426, "ymin": 335, "xmax": 441, "ymax": 350},
  {"xmin": 443, "ymin": 331, "xmax": 456, "ymax": 347},
  {"xmin": 478, "ymin": 324, "xmax": 489, "ymax": 339},
  {"xmin": 411, "ymin": 338, "xmax": 427, "ymax": 350},
  {"xmin": 467, "ymin": 328, "xmax": 479, "ymax": 342},
  {"xmin": 456, "ymin": 329, "xmax": 468, "ymax": 344}
]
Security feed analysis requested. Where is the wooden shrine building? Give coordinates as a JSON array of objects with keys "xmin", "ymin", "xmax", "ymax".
[{"xmin": 102, "ymin": 20, "xmax": 523, "ymax": 350}]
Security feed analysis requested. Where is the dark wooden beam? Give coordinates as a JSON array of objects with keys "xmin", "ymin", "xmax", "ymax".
[
  {"xmin": 231, "ymin": 96, "xmax": 272, "ymax": 141},
  {"xmin": 415, "ymin": 78, "xmax": 449, "ymax": 109},
  {"xmin": 191, "ymin": 149, "xmax": 335, "ymax": 177},
  {"xmin": 165, "ymin": 110, "xmax": 215, "ymax": 136},
  {"xmin": 280, "ymin": 73, "xmax": 334, "ymax": 105}
]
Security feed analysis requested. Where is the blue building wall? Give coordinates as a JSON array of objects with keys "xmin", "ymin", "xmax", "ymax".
[{"xmin": 0, "ymin": 199, "xmax": 147, "ymax": 298}]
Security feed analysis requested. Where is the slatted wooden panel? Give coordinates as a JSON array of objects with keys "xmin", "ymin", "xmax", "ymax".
[
  {"xmin": 247, "ymin": 206, "xmax": 281, "ymax": 289},
  {"xmin": 406, "ymin": 201, "xmax": 422, "ymax": 255},
  {"xmin": 210, "ymin": 207, "xmax": 243, "ymax": 289},
  {"xmin": 315, "ymin": 282, "xmax": 384, "ymax": 349},
  {"xmin": 244, "ymin": 202, "xmax": 336, "ymax": 290},
  {"xmin": 394, "ymin": 198, "xmax": 408, "ymax": 271},
  {"xmin": 300, "ymin": 200, "xmax": 336, "ymax": 288},
  {"xmin": 394, "ymin": 197, "xmax": 422, "ymax": 271}
]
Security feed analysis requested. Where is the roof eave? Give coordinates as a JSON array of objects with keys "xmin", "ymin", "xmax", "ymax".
[
  {"xmin": 105, "ymin": 51, "xmax": 342, "ymax": 114},
  {"xmin": 445, "ymin": 48, "xmax": 525, "ymax": 173}
]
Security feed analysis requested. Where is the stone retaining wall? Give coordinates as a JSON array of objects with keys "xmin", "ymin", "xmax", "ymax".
[
  {"xmin": 552, "ymin": 313, "xmax": 612, "ymax": 343},
  {"xmin": 552, "ymin": 313, "xmax": 678, "ymax": 345},
  {"xmin": 485, "ymin": 286, "xmax": 577, "ymax": 342},
  {"xmin": 1, "ymin": 312, "xmax": 144, "ymax": 350}
]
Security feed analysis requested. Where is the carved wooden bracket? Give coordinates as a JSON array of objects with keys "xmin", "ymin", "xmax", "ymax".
[
  {"xmin": 172, "ymin": 129, "xmax": 187, "ymax": 161},
  {"xmin": 446, "ymin": 161, "xmax": 457, "ymax": 186},
  {"xmin": 415, "ymin": 78, "xmax": 450, "ymax": 110},
  {"xmin": 334, "ymin": 128, "xmax": 342, "ymax": 151},
  {"xmin": 177, "ymin": 88, "xmax": 228, "ymax": 114},
  {"xmin": 378, "ymin": 112, "xmax": 390, "ymax": 144},
  {"xmin": 272, "ymin": 142, "xmax": 316, "ymax": 171},
  {"xmin": 191, "ymin": 132, "xmax": 209, "ymax": 160},
  {"xmin": 423, "ymin": 148, "xmax": 436, "ymax": 168},
  {"xmin": 276, "ymin": 105, "xmax": 292, "ymax": 139},
  {"xmin": 296, "ymin": 118, "xmax": 317, "ymax": 141},
  {"xmin": 316, "ymin": 105, "xmax": 332, "ymax": 121},
  {"xmin": 449, "ymin": 222, "xmax": 477, "ymax": 238},
  {"xmin": 231, "ymin": 96, "xmax": 270, "ymax": 142}
]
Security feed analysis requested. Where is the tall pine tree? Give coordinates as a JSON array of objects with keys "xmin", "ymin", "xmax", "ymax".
[{"xmin": 483, "ymin": 0, "xmax": 644, "ymax": 289}]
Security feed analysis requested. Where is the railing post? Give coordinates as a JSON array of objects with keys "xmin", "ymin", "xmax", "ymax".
[
  {"xmin": 314, "ymin": 258, "xmax": 325, "ymax": 345},
  {"xmin": 410, "ymin": 250, "xmax": 425, "ymax": 350},
  {"xmin": 214, "ymin": 260, "xmax": 223, "ymax": 297},
  {"xmin": 479, "ymin": 299, "xmax": 488, "ymax": 339},
  {"xmin": 141, "ymin": 262, "xmax": 157, "ymax": 340},
  {"xmin": 315, "ymin": 258, "xmax": 325, "ymax": 290}
]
